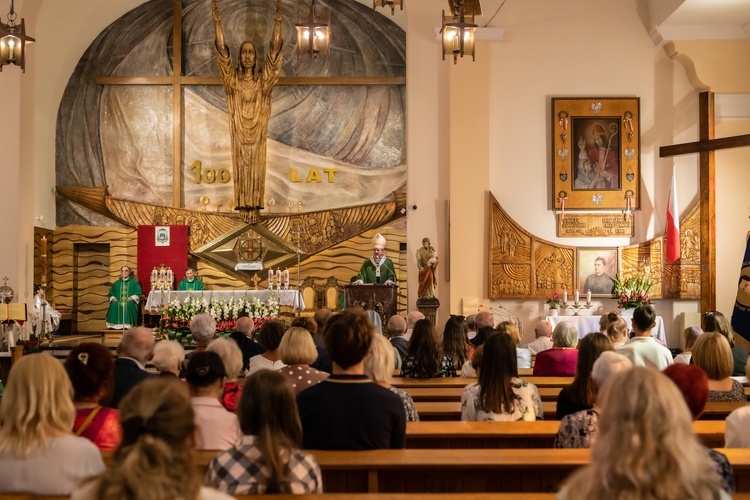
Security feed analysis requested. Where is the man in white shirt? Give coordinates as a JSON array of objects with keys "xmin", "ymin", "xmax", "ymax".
[
  {"xmin": 403, "ymin": 310, "xmax": 425, "ymax": 341},
  {"xmin": 525, "ymin": 320, "xmax": 553, "ymax": 355},
  {"xmin": 616, "ymin": 305, "xmax": 673, "ymax": 370}
]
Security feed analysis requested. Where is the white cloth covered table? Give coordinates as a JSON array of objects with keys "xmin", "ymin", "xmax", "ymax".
[
  {"xmin": 145, "ymin": 290, "xmax": 305, "ymax": 311},
  {"xmin": 546, "ymin": 314, "xmax": 666, "ymax": 345}
]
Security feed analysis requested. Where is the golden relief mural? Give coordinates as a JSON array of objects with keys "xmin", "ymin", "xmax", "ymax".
[{"xmin": 489, "ymin": 192, "xmax": 700, "ymax": 301}]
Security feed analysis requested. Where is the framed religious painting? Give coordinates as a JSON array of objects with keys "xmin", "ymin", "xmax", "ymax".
[
  {"xmin": 552, "ymin": 97, "xmax": 640, "ymax": 211},
  {"xmin": 576, "ymin": 247, "xmax": 618, "ymax": 297}
]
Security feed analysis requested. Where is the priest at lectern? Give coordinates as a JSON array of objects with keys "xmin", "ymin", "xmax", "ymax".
[
  {"xmin": 106, "ymin": 266, "xmax": 142, "ymax": 329},
  {"xmin": 353, "ymin": 233, "xmax": 396, "ymax": 285}
]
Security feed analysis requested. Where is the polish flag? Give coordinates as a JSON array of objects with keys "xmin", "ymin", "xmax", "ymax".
[{"xmin": 666, "ymin": 164, "xmax": 680, "ymax": 264}]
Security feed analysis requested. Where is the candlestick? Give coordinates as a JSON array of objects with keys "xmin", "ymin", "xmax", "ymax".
[
  {"xmin": 574, "ymin": 290, "xmax": 580, "ymax": 304},
  {"xmin": 586, "ymin": 290, "xmax": 591, "ymax": 305}
]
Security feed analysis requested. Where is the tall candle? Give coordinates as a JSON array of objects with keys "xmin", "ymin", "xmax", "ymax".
[
  {"xmin": 563, "ymin": 290, "xmax": 568, "ymax": 304},
  {"xmin": 268, "ymin": 269, "xmax": 273, "ymax": 284},
  {"xmin": 586, "ymin": 290, "xmax": 591, "ymax": 305},
  {"xmin": 276, "ymin": 269, "xmax": 282, "ymax": 287},
  {"xmin": 284, "ymin": 268, "xmax": 289, "ymax": 286},
  {"xmin": 574, "ymin": 290, "xmax": 580, "ymax": 304},
  {"xmin": 41, "ymin": 236, "xmax": 47, "ymax": 256}
]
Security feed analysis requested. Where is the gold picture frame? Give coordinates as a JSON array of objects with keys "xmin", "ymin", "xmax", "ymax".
[
  {"xmin": 552, "ymin": 97, "xmax": 640, "ymax": 210},
  {"xmin": 576, "ymin": 247, "xmax": 618, "ymax": 297}
]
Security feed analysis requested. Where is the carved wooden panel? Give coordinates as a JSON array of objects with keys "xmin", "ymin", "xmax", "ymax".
[
  {"xmin": 663, "ymin": 202, "xmax": 701, "ymax": 299},
  {"xmin": 620, "ymin": 239, "xmax": 663, "ymax": 298}
]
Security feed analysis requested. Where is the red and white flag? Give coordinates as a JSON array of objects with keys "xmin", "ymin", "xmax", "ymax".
[{"xmin": 666, "ymin": 164, "xmax": 680, "ymax": 264}]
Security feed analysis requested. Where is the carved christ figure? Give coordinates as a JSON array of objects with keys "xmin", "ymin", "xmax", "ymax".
[{"xmin": 212, "ymin": 0, "xmax": 284, "ymax": 224}]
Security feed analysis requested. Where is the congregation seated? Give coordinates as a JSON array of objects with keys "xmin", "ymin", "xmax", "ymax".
[
  {"xmin": 662, "ymin": 363, "xmax": 735, "ymax": 493},
  {"xmin": 532, "ymin": 321, "xmax": 579, "ymax": 376},
  {"xmin": 291, "ymin": 315, "xmax": 333, "ymax": 374},
  {"xmin": 64, "ymin": 342, "xmax": 122, "ymax": 451},
  {"xmin": 296, "ymin": 309, "xmax": 406, "ymax": 450},
  {"xmin": 247, "ymin": 320, "xmax": 287, "ymax": 376},
  {"xmin": 725, "ymin": 357, "xmax": 750, "ymax": 447},
  {"xmin": 524, "ymin": 319, "xmax": 552, "ymax": 355},
  {"xmin": 442, "ymin": 315, "xmax": 473, "ymax": 374},
  {"xmin": 187, "ymin": 351, "xmax": 241, "ymax": 451},
  {"xmin": 110, "ymin": 326, "xmax": 155, "ymax": 408},
  {"xmin": 555, "ymin": 332, "xmax": 613, "ymax": 420},
  {"xmin": 461, "ymin": 333, "xmax": 542, "ymax": 421},
  {"xmin": 365, "ymin": 333, "xmax": 420, "ymax": 421},
  {"xmin": 0, "ymin": 354, "xmax": 105, "ymax": 495},
  {"xmin": 150, "ymin": 339, "xmax": 185, "ymax": 377},
  {"xmin": 497, "ymin": 320, "xmax": 531, "ymax": 369},
  {"xmin": 277, "ymin": 326, "xmax": 329, "ymax": 395},
  {"xmin": 72, "ymin": 377, "xmax": 232, "ymax": 500},
  {"xmin": 184, "ymin": 313, "xmax": 217, "ymax": 367},
  {"xmin": 206, "ymin": 336, "xmax": 245, "ymax": 412},
  {"xmin": 230, "ymin": 316, "xmax": 265, "ymax": 372},
  {"xmin": 702, "ymin": 310, "xmax": 748, "ymax": 376},
  {"xmin": 554, "ymin": 351, "xmax": 632, "ymax": 448},
  {"xmin": 401, "ymin": 319, "xmax": 456, "ymax": 378},
  {"xmin": 598, "ymin": 312, "xmax": 610, "ymax": 332},
  {"xmin": 604, "ymin": 312, "xmax": 628, "ymax": 348},
  {"xmin": 674, "ymin": 325, "xmax": 703, "ymax": 364},
  {"xmin": 558, "ymin": 366, "xmax": 730, "ymax": 499},
  {"xmin": 692, "ymin": 331, "xmax": 747, "ymax": 402},
  {"xmin": 615, "ymin": 304, "xmax": 673, "ymax": 370},
  {"xmin": 312, "ymin": 307, "xmax": 333, "ymax": 348},
  {"xmin": 403, "ymin": 310, "xmax": 425, "ymax": 341},
  {"xmin": 461, "ymin": 325, "xmax": 495, "ymax": 377},
  {"xmin": 206, "ymin": 370, "xmax": 323, "ymax": 494},
  {"xmin": 387, "ymin": 314, "xmax": 409, "ymax": 362}
]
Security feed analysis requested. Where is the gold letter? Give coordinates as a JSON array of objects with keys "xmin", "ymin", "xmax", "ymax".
[
  {"xmin": 306, "ymin": 168, "xmax": 321, "ymax": 183},
  {"xmin": 290, "ymin": 168, "xmax": 302, "ymax": 182},
  {"xmin": 189, "ymin": 160, "xmax": 202, "ymax": 184},
  {"xmin": 324, "ymin": 167, "xmax": 338, "ymax": 182}
]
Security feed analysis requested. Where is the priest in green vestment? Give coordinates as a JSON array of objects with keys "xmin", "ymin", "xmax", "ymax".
[
  {"xmin": 106, "ymin": 266, "xmax": 143, "ymax": 329},
  {"xmin": 177, "ymin": 267, "xmax": 204, "ymax": 291},
  {"xmin": 353, "ymin": 233, "xmax": 396, "ymax": 285}
]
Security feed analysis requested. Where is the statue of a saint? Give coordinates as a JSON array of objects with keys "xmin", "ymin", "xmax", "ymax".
[
  {"xmin": 416, "ymin": 237, "xmax": 439, "ymax": 299},
  {"xmin": 212, "ymin": 0, "xmax": 284, "ymax": 224}
]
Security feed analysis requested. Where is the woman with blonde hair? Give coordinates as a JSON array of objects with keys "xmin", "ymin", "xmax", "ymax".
[
  {"xmin": 207, "ymin": 370, "xmax": 323, "ymax": 494},
  {"xmin": 0, "ymin": 354, "xmax": 105, "ymax": 494},
  {"xmin": 496, "ymin": 320, "xmax": 531, "ymax": 369},
  {"xmin": 702, "ymin": 310, "xmax": 748, "ymax": 376},
  {"xmin": 558, "ymin": 366, "xmax": 727, "ymax": 499},
  {"xmin": 605, "ymin": 313, "xmax": 628, "ymax": 348},
  {"xmin": 151, "ymin": 340, "xmax": 185, "ymax": 377},
  {"xmin": 365, "ymin": 333, "xmax": 419, "ymax": 421},
  {"xmin": 674, "ymin": 326, "xmax": 703, "ymax": 364},
  {"xmin": 73, "ymin": 377, "xmax": 231, "ymax": 500},
  {"xmin": 207, "ymin": 336, "xmax": 244, "ymax": 411},
  {"xmin": 692, "ymin": 331, "xmax": 747, "ymax": 402},
  {"xmin": 277, "ymin": 326, "xmax": 329, "ymax": 394}
]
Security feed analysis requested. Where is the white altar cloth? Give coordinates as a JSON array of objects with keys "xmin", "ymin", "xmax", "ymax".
[
  {"xmin": 546, "ymin": 314, "xmax": 666, "ymax": 345},
  {"xmin": 146, "ymin": 290, "xmax": 305, "ymax": 312}
]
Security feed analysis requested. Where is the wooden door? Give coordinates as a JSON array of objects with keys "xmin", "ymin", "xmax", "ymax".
[{"xmin": 74, "ymin": 244, "xmax": 110, "ymax": 332}]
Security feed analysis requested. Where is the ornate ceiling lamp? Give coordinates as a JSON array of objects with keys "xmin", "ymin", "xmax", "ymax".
[
  {"xmin": 441, "ymin": 0, "xmax": 477, "ymax": 64},
  {"xmin": 0, "ymin": 0, "xmax": 34, "ymax": 72},
  {"xmin": 372, "ymin": 0, "xmax": 403, "ymax": 16},
  {"xmin": 295, "ymin": 0, "xmax": 331, "ymax": 61}
]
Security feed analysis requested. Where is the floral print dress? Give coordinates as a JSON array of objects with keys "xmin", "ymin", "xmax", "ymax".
[{"xmin": 460, "ymin": 378, "xmax": 543, "ymax": 421}]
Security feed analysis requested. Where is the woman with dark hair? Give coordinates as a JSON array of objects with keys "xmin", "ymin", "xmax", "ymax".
[
  {"xmin": 702, "ymin": 310, "xmax": 748, "ymax": 376},
  {"xmin": 461, "ymin": 333, "xmax": 542, "ymax": 421},
  {"xmin": 442, "ymin": 315, "xmax": 472, "ymax": 370},
  {"xmin": 73, "ymin": 377, "xmax": 232, "ymax": 500},
  {"xmin": 247, "ymin": 320, "xmax": 287, "ymax": 376},
  {"xmin": 64, "ymin": 343, "xmax": 122, "ymax": 451},
  {"xmin": 555, "ymin": 333, "xmax": 613, "ymax": 419},
  {"xmin": 400, "ymin": 319, "xmax": 456, "ymax": 378},
  {"xmin": 207, "ymin": 370, "xmax": 322, "ymax": 494}
]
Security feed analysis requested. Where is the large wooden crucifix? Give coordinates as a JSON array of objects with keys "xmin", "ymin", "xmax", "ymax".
[{"xmin": 660, "ymin": 91, "xmax": 750, "ymax": 313}]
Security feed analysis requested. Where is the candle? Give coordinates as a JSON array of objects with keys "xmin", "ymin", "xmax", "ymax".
[
  {"xmin": 284, "ymin": 268, "xmax": 289, "ymax": 286},
  {"xmin": 563, "ymin": 291, "xmax": 568, "ymax": 304},
  {"xmin": 586, "ymin": 290, "xmax": 591, "ymax": 305},
  {"xmin": 268, "ymin": 269, "xmax": 273, "ymax": 284},
  {"xmin": 276, "ymin": 269, "xmax": 282, "ymax": 288},
  {"xmin": 574, "ymin": 290, "xmax": 580, "ymax": 304},
  {"xmin": 41, "ymin": 236, "xmax": 47, "ymax": 257}
]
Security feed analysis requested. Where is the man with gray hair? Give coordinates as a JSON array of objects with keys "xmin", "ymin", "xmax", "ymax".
[
  {"xmin": 229, "ymin": 316, "xmax": 265, "ymax": 372},
  {"xmin": 403, "ymin": 311, "xmax": 425, "ymax": 341},
  {"xmin": 525, "ymin": 320, "xmax": 553, "ymax": 355},
  {"xmin": 110, "ymin": 326, "xmax": 155, "ymax": 408},
  {"xmin": 387, "ymin": 315, "xmax": 408, "ymax": 362},
  {"xmin": 475, "ymin": 310, "xmax": 495, "ymax": 330},
  {"xmin": 182, "ymin": 313, "xmax": 218, "ymax": 375}
]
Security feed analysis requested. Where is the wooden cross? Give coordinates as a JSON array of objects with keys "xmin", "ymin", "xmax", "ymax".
[{"xmin": 660, "ymin": 91, "xmax": 750, "ymax": 313}]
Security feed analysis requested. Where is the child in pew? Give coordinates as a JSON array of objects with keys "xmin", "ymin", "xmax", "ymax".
[
  {"xmin": 206, "ymin": 370, "xmax": 323, "ymax": 494},
  {"xmin": 0, "ymin": 354, "xmax": 105, "ymax": 495},
  {"xmin": 72, "ymin": 377, "xmax": 232, "ymax": 500},
  {"xmin": 461, "ymin": 333, "xmax": 543, "ymax": 421},
  {"xmin": 558, "ymin": 366, "xmax": 730, "ymax": 500}
]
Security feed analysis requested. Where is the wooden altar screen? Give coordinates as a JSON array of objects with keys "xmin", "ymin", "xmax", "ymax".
[{"xmin": 344, "ymin": 285, "xmax": 398, "ymax": 329}]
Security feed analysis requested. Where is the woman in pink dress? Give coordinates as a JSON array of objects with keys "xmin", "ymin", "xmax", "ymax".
[
  {"xmin": 64, "ymin": 343, "xmax": 122, "ymax": 451},
  {"xmin": 532, "ymin": 321, "xmax": 579, "ymax": 376}
]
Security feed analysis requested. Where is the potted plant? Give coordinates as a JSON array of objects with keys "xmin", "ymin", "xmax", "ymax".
[
  {"xmin": 545, "ymin": 292, "xmax": 562, "ymax": 316},
  {"xmin": 612, "ymin": 274, "xmax": 653, "ymax": 315}
]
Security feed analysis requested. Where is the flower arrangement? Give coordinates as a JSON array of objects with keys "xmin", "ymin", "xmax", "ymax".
[
  {"xmin": 612, "ymin": 274, "xmax": 653, "ymax": 310},
  {"xmin": 545, "ymin": 292, "xmax": 562, "ymax": 309},
  {"xmin": 160, "ymin": 293, "xmax": 280, "ymax": 339}
]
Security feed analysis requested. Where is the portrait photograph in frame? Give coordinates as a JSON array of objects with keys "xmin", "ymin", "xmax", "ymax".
[
  {"xmin": 552, "ymin": 97, "xmax": 640, "ymax": 210},
  {"xmin": 576, "ymin": 247, "xmax": 618, "ymax": 297}
]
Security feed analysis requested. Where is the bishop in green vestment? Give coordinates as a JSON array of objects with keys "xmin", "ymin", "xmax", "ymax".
[
  {"xmin": 106, "ymin": 266, "xmax": 143, "ymax": 329},
  {"xmin": 177, "ymin": 267, "xmax": 204, "ymax": 291},
  {"xmin": 354, "ymin": 233, "xmax": 396, "ymax": 285}
]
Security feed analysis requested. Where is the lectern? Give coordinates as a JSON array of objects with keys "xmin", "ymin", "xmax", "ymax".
[{"xmin": 344, "ymin": 284, "xmax": 397, "ymax": 329}]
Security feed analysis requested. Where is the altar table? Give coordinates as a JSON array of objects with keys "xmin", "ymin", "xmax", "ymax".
[
  {"xmin": 546, "ymin": 314, "xmax": 666, "ymax": 345},
  {"xmin": 145, "ymin": 290, "xmax": 305, "ymax": 312}
]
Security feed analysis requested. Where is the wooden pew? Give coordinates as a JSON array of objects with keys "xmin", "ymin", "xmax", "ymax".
[
  {"xmin": 405, "ymin": 420, "xmax": 727, "ymax": 449},
  {"xmin": 405, "ymin": 387, "xmax": 562, "ymax": 402},
  {"xmin": 392, "ymin": 377, "xmax": 573, "ymax": 389}
]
